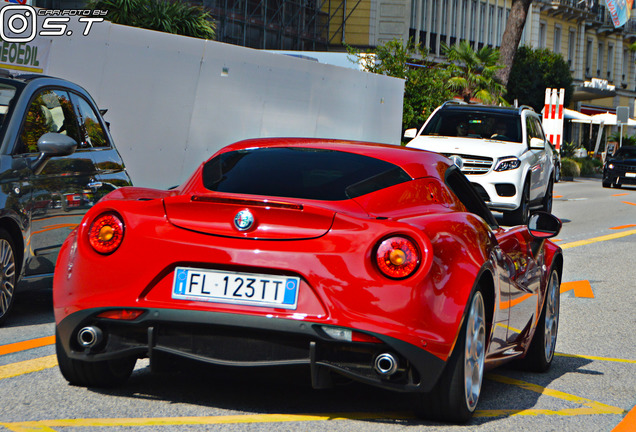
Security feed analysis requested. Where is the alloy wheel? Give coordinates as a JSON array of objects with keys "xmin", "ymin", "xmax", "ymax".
[
  {"xmin": 543, "ymin": 272, "xmax": 560, "ymax": 363},
  {"xmin": 0, "ymin": 238, "xmax": 16, "ymax": 318},
  {"xmin": 464, "ymin": 291, "xmax": 486, "ymax": 412}
]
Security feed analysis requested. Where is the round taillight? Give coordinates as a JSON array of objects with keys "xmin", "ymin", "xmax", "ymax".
[
  {"xmin": 375, "ymin": 236, "xmax": 420, "ymax": 279},
  {"xmin": 88, "ymin": 213, "xmax": 124, "ymax": 254}
]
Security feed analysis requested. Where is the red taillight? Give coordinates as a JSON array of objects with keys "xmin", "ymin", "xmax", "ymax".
[
  {"xmin": 375, "ymin": 236, "xmax": 420, "ymax": 279},
  {"xmin": 97, "ymin": 309, "xmax": 144, "ymax": 320},
  {"xmin": 89, "ymin": 213, "xmax": 124, "ymax": 254}
]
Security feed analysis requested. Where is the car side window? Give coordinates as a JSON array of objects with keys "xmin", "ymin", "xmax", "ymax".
[
  {"xmin": 73, "ymin": 94, "xmax": 110, "ymax": 148},
  {"xmin": 18, "ymin": 89, "xmax": 81, "ymax": 154},
  {"xmin": 532, "ymin": 117, "xmax": 546, "ymax": 142}
]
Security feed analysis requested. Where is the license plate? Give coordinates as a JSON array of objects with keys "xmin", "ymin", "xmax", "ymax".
[
  {"xmin": 172, "ymin": 267, "xmax": 299, "ymax": 309},
  {"xmin": 626, "ymin": 172, "xmax": 636, "ymax": 178}
]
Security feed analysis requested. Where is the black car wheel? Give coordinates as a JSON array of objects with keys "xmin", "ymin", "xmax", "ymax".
[
  {"xmin": 0, "ymin": 229, "xmax": 17, "ymax": 325},
  {"xmin": 542, "ymin": 179, "xmax": 554, "ymax": 213},
  {"xmin": 602, "ymin": 179, "xmax": 612, "ymax": 188},
  {"xmin": 517, "ymin": 270, "xmax": 560, "ymax": 372},
  {"xmin": 503, "ymin": 181, "xmax": 530, "ymax": 226},
  {"xmin": 416, "ymin": 288, "xmax": 486, "ymax": 423},
  {"xmin": 56, "ymin": 330, "xmax": 137, "ymax": 387}
]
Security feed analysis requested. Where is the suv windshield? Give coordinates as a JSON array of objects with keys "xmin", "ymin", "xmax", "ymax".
[
  {"xmin": 0, "ymin": 84, "xmax": 16, "ymax": 128},
  {"xmin": 613, "ymin": 146, "xmax": 636, "ymax": 159},
  {"xmin": 202, "ymin": 147, "xmax": 411, "ymax": 201},
  {"xmin": 423, "ymin": 110, "xmax": 522, "ymax": 143}
]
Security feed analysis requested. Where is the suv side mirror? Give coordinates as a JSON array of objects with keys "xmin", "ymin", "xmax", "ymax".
[
  {"xmin": 31, "ymin": 133, "xmax": 78, "ymax": 175},
  {"xmin": 404, "ymin": 128, "xmax": 417, "ymax": 139},
  {"xmin": 530, "ymin": 137, "xmax": 545, "ymax": 149},
  {"xmin": 528, "ymin": 211, "xmax": 562, "ymax": 238}
]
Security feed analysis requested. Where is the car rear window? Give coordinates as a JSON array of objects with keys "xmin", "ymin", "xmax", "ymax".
[
  {"xmin": 423, "ymin": 110, "xmax": 522, "ymax": 143},
  {"xmin": 202, "ymin": 147, "xmax": 412, "ymax": 200}
]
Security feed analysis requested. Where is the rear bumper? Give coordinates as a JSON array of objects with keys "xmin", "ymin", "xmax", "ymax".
[{"xmin": 57, "ymin": 307, "xmax": 447, "ymax": 393}]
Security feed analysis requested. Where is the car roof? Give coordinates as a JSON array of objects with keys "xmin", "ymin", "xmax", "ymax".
[
  {"xmin": 437, "ymin": 101, "xmax": 535, "ymax": 116},
  {"xmin": 219, "ymin": 138, "xmax": 453, "ymax": 180}
]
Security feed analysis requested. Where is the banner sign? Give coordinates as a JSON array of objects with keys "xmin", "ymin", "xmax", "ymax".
[
  {"xmin": 0, "ymin": 38, "xmax": 50, "ymax": 74},
  {"xmin": 604, "ymin": 0, "xmax": 634, "ymax": 28}
]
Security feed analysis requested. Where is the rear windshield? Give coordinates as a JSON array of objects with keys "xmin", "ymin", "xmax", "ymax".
[
  {"xmin": 423, "ymin": 110, "xmax": 522, "ymax": 143},
  {"xmin": 202, "ymin": 147, "xmax": 412, "ymax": 201}
]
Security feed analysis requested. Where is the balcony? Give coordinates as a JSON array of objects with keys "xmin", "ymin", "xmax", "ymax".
[{"xmin": 539, "ymin": 0, "xmax": 596, "ymax": 20}]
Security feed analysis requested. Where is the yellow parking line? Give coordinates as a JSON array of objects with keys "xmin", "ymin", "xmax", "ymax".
[
  {"xmin": 560, "ymin": 229, "xmax": 636, "ymax": 249},
  {"xmin": 555, "ymin": 352, "xmax": 636, "ymax": 364},
  {"xmin": 487, "ymin": 374, "xmax": 624, "ymax": 415},
  {"xmin": 0, "ymin": 355, "xmax": 57, "ymax": 381}
]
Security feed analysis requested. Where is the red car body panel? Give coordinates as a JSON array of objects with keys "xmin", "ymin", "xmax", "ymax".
[{"xmin": 54, "ymin": 138, "xmax": 563, "ymax": 393}]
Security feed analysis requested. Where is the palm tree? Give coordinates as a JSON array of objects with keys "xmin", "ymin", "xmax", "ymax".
[
  {"xmin": 88, "ymin": 0, "xmax": 216, "ymax": 40},
  {"xmin": 443, "ymin": 41, "xmax": 506, "ymax": 104}
]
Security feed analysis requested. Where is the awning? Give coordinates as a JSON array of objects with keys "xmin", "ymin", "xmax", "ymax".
[{"xmin": 571, "ymin": 112, "xmax": 636, "ymax": 126}]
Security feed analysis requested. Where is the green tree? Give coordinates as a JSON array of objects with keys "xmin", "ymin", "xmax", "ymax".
[
  {"xmin": 442, "ymin": 41, "xmax": 506, "ymax": 104},
  {"xmin": 348, "ymin": 39, "xmax": 453, "ymax": 133},
  {"xmin": 88, "ymin": 0, "xmax": 216, "ymax": 39},
  {"xmin": 506, "ymin": 46, "xmax": 573, "ymax": 112}
]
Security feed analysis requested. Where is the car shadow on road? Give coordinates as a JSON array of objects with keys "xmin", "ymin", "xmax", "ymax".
[
  {"xmin": 4, "ymin": 287, "xmax": 54, "ymax": 328},
  {"xmin": 83, "ymin": 353, "xmax": 597, "ymax": 427}
]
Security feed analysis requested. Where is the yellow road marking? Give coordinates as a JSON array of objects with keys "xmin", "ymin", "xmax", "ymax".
[
  {"xmin": 0, "ymin": 357, "xmax": 630, "ymax": 430},
  {"xmin": 559, "ymin": 229, "xmax": 636, "ymax": 249},
  {"xmin": 622, "ymin": 201, "xmax": 636, "ymax": 206},
  {"xmin": 555, "ymin": 352, "xmax": 636, "ymax": 364},
  {"xmin": 487, "ymin": 374, "xmax": 625, "ymax": 415},
  {"xmin": 0, "ymin": 355, "xmax": 57, "ymax": 381}
]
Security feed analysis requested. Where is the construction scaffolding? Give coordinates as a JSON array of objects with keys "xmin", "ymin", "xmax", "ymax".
[{"xmin": 195, "ymin": 0, "xmax": 362, "ymax": 50}]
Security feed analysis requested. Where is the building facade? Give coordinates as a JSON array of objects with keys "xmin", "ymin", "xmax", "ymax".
[{"xmin": 334, "ymin": 0, "xmax": 636, "ymax": 117}]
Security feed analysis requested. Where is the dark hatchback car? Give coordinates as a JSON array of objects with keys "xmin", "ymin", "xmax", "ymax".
[
  {"xmin": 603, "ymin": 146, "xmax": 636, "ymax": 188},
  {"xmin": 0, "ymin": 72, "xmax": 131, "ymax": 323}
]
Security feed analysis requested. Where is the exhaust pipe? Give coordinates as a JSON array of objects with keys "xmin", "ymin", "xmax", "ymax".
[
  {"xmin": 77, "ymin": 326, "xmax": 103, "ymax": 348},
  {"xmin": 374, "ymin": 352, "xmax": 398, "ymax": 376}
]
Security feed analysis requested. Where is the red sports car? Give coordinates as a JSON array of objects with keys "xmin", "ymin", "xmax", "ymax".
[{"xmin": 54, "ymin": 138, "xmax": 563, "ymax": 422}]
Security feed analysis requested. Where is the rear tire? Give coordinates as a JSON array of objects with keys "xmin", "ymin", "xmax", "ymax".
[
  {"xmin": 0, "ymin": 229, "xmax": 17, "ymax": 325},
  {"xmin": 416, "ymin": 288, "xmax": 486, "ymax": 423},
  {"xmin": 518, "ymin": 270, "xmax": 560, "ymax": 372},
  {"xmin": 56, "ymin": 330, "xmax": 136, "ymax": 387}
]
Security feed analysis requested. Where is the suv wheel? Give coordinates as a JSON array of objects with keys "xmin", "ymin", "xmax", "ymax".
[
  {"xmin": 542, "ymin": 179, "xmax": 554, "ymax": 213},
  {"xmin": 503, "ymin": 181, "xmax": 530, "ymax": 226}
]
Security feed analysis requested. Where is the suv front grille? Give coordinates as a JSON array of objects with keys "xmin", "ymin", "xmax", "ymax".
[{"xmin": 442, "ymin": 153, "xmax": 493, "ymax": 175}]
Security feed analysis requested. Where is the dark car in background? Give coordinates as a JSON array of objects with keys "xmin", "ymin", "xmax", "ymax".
[
  {"xmin": 603, "ymin": 146, "xmax": 636, "ymax": 188},
  {"xmin": 0, "ymin": 71, "xmax": 131, "ymax": 324}
]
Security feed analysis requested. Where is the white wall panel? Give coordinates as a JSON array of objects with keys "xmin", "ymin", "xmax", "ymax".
[{"xmin": 35, "ymin": 18, "xmax": 403, "ymax": 188}]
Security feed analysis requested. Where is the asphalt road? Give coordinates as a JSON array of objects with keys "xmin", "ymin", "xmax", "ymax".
[{"xmin": 0, "ymin": 177, "xmax": 635, "ymax": 432}]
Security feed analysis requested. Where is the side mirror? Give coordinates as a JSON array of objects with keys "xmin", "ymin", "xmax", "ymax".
[
  {"xmin": 528, "ymin": 211, "xmax": 562, "ymax": 239},
  {"xmin": 31, "ymin": 133, "xmax": 78, "ymax": 175},
  {"xmin": 404, "ymin": 128, "xmax": 417, "ymax": 139},
  {"xmin": 530, "ymin": 137, "xmax": 545, "ymax": 149}
]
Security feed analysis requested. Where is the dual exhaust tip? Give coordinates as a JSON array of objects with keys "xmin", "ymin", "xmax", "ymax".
[
  {"xmin": 77, "ymin": 326, "xmax": 103, "ymax": 349},
  {"xmin": 77, "ymin": 326, "xmax": 400, "ymax": 377}
]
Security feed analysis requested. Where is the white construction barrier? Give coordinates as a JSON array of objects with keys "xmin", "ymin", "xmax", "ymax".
[{"xmin": 0, "ymin": 7, "xmax": 404, "ymax": 188}]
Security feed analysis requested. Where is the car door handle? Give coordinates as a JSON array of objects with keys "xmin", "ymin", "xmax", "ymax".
[{"xmin": 87, "ymin": 181, "xmax": 103, "ymax": 189}]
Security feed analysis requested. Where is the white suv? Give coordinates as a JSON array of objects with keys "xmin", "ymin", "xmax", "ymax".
[{"xmin": 405, "ymin": 102, "xmax": 555, "ymax": 226}]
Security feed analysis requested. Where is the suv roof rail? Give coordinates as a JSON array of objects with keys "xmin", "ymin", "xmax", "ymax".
[
  {"xmin": 440, "ymin": 100, "xmax": 468, "ymax": 108},
  {"xmin": 518, "ymin": 105, "xmax": 534, "ymax": 113}
]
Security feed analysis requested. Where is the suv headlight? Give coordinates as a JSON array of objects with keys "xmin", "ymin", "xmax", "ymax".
[{"xmin": 494, "ymin": 156, "xmax": 521, "ymax": 172}]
